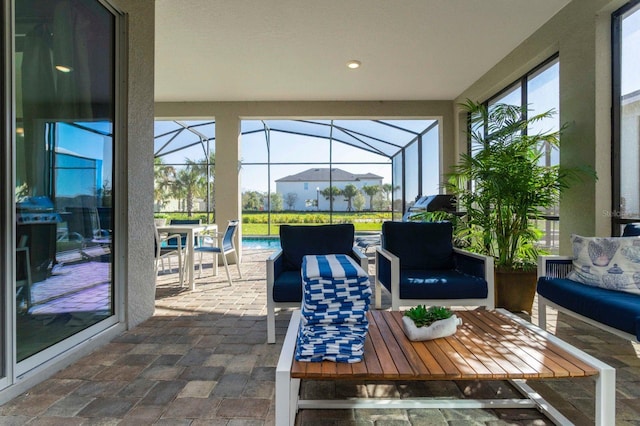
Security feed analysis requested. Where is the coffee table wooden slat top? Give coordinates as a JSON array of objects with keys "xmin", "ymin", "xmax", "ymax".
[
  {"xmin": 469, "ymin": 310, "xmax": 595, "ymax": 377},
  {"xmin": 461, "ymin": 312, "xmax": 554, "ymax": 378},
  {"xmin": 379, "ymin": 312, "xmax": 432, "ymax": 376},
  {"xmin": 290, "ymin": 310, "xmax": 599, "ymax": 380}
]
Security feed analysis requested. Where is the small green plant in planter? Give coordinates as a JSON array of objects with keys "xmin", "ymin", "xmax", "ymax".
[
  {"xmin": 404, "ymin": 305, "xmax": 452, "ymax": 328},
  {"xmin": 402, "ymin": 305, "xmax": 460, "ymax": 341}
]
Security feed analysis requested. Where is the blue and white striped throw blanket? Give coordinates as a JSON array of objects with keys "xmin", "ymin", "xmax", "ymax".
[
  {"xmin": 302, "ymin": 253, "xmax": 369, "ymax": 281},
  {"xmin": 296, "ymin": 254, "xmax": 371, "ymax": 363}
]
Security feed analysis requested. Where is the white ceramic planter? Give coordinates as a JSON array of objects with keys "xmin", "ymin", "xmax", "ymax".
[{"xmin": 401, "ymin": 315, "xmax": 462, "ymax": 341}]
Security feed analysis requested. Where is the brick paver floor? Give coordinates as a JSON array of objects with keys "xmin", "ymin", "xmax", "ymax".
[{"xmin": 1, "ymin": 247, "xmax": 640, "ymax": 424}]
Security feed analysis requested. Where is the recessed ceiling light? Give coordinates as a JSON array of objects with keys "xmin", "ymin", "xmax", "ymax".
[
  {"xmin": 55, "ymin": 65, "xmax": 73, "ymax": 73},
  {"xmin": 347, "ymin": 60, "xmax": 361, "ymax": 69}
]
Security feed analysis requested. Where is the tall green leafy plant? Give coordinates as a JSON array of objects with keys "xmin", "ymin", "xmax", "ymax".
[{"xmin": 446, "ymin": 100, "xmax": 593, "ymax": 271}]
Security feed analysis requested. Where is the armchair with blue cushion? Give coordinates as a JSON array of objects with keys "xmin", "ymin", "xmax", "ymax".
[
  {"xmin": 266, "ymin": 223, "xmax": 368, "ymax": 344},
  {"xmin": 375, "ymin": 221, "xmax": 494, "ymax": 311}
]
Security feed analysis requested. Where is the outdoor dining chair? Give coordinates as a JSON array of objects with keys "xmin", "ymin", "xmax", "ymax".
[
  {"xmin": 195, "ymin": 220, "xmax": 242, "ymax": 286},
  {"xmin": 165, "ymin": 218, "xmax": 202, "ymax": 249},
  {"xmin": 154, "ymin": 224, "xmax": 186, "ymax": 286}
]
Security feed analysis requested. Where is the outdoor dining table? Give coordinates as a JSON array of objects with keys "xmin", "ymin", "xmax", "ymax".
[{"xmin": 156, "ymin": 223, "xmax": 218, "ymax": 290}]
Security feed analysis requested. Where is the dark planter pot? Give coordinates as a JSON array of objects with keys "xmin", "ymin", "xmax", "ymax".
[{"xmin": 494, "ymin": 268, "xmax": 538, "ymax": 314}]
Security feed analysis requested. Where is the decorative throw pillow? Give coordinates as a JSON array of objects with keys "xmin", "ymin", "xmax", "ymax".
[{"xmin": 567, "ymin": 234, "xmax": 640, "ymax": 295}]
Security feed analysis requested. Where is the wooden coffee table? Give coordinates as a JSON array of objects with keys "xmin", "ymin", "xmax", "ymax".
[{"xmin": 275, "ymin": 309, "xmax": 615, "ymax": 425}]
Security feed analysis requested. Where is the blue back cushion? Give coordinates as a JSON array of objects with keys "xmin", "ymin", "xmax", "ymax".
[
  {"xmin": 279, "ymin": 224, "xmax": 355, "ymax": 271},
  {"xmin": 167, "ymin": 219, "xmax": 201, "ymax": 247},
  {"xmin": 170, "ymin": 219, "xmax": 201, "ymax": 225},
  {"xmin": 623, "ymin": 223, "xmax": 640, "ymax": 236},
  {"xmin": 382, "ymin": 221, "xmax": 455, "ymax": 270}
]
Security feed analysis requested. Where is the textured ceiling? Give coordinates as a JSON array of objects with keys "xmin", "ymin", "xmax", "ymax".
[{"xmin": 155, "ymin": 0, "xmax": 570, "ymax": 102}]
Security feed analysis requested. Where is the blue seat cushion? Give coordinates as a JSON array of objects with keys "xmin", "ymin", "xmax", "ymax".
[
  {"xmin": 279, "ymin": 224, "xmax": 355, "ymax": 271},
  {"xmin": 273, "ymin": 271, "xmax": 303, "ymax": 303},
  {"xmin": 538, "ymin": 277, "xmax": 640, "ymax": 340},
  {"xmin": 382, "ymin": 221, "xmax": 455, "ymax": 270},
  {"xmin": 391, "ymin": 269, "xmax": 487, "ymax": 300}
]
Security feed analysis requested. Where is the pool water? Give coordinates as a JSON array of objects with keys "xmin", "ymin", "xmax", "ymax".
[{"xmin": 242, "ymin": 237, "xmax": 281, "ymax": 250}]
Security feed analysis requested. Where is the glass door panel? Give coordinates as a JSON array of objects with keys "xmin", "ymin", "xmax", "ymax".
[
  {"xmin": 14, "ymin": 0, "xmax": 115, "ymax": 362},
  {"xmin": 617, "ymin": 2, "xmax": 640, "ymax": 221}
]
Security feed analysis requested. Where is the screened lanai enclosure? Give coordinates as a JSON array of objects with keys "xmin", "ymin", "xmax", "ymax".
[{"xmin": 154, "ymin": 119, "xmax": 440, "ymax": 235}]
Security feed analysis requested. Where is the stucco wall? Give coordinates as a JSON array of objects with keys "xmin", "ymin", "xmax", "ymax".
[
  {"xmin": 455, "ymin": 0, "xmax": 629, "ymax": 253},
  {"xmin": 110, "ymin": 0, "xmax": 156, "ymax": 328}
]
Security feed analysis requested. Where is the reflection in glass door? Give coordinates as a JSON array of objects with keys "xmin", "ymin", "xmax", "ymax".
[{"xmin": 14, "ymin": 0, "xmax": 115, "ymax": 362}]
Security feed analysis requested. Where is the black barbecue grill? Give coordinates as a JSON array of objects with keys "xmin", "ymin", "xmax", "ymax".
[
  {"xmin": 402, "ymin": 194, "xmax": 456, "ymax": 221},
  {"xmin": 16, "ymin": 196, "xmax": 61, "ymax": 281}
]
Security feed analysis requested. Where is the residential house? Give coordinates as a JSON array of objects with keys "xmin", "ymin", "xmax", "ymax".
[{"xmin": 276, "ymin": 168, "xmax": 383, "ymax": 211}]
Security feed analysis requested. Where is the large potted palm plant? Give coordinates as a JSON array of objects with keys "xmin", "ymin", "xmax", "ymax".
[{"xmin": 446, "ymin": 100, "xmax": 593, "ymax": 313}]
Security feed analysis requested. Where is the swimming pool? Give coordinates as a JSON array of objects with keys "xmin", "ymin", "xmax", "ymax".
[{"xmin": 242, "ymin": 237, "xmax": 281, "ymax": 250}]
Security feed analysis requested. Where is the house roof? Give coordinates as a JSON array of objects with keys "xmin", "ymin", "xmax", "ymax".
[{"xmin": 275, "ymin": 168, "xmax": 383, "ymax": 183}]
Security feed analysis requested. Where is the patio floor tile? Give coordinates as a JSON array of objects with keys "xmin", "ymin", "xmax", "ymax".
[{"xmin": 0, "ymin": 247, "xmax": 638, "ymax": 424}]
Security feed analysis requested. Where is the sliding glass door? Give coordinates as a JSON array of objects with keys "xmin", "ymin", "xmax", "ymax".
[
  {"xmin": 12, "ymin": 0, "xmax": 117, "ymax": 371},
  {"xmin": 613, "ymin": 0, "xmax": 640, "ymax": 234}
]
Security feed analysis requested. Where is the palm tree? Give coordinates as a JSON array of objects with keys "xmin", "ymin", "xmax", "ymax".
[
  {"xmin": 154, "ymin": 157, "xmax": 175, "ymax": 209},
  {"xmin": 194, "ymin": 152, "xmax": 215, "ymax": 212},
  {"xmin": 320, "ymin": 186, "xmax": 342, "ymax": 207},
  {"xmin": 361, "ymin": 184, "xmax": 380, "ymax": 211},
  {"xmin": 381, "ymin": 183, "xmax": 395, "ymax": 202},
  {"xmin": 342, "ymin": 184, "xmax": 359, "ymax": 212},
  {"xmin": 173, "ymin": 160, "xmax": 206, "ymax": 216}
]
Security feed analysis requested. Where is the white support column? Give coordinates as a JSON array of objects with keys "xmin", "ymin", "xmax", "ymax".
[{"xmin": 214, "ymin": 113, "xmax": 242, "ymax": 259}]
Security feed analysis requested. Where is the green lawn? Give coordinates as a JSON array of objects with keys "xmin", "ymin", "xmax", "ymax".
[
  {"xmin": 155, "ymin": 211, "xmax": 391, "ymax": 236},
  {"xmin": 242, "ymin": 222, "xmax": 384, "ymax": 236},
  {"xmin": 241, "ymin": 211, "xmax": 390, "ymax": 235}
]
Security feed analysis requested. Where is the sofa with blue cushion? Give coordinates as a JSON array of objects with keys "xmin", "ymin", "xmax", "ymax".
[
  {"xmin": 266, "ymin": 223, "xmax": 367, "ymax": 344},
  {"xmin": 375, "ymin": 221, "xmax": 495, "ymax": 310},
  {"xmin": 536, "ymin": 224, "xmax": 640, "ymax": 342}
]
